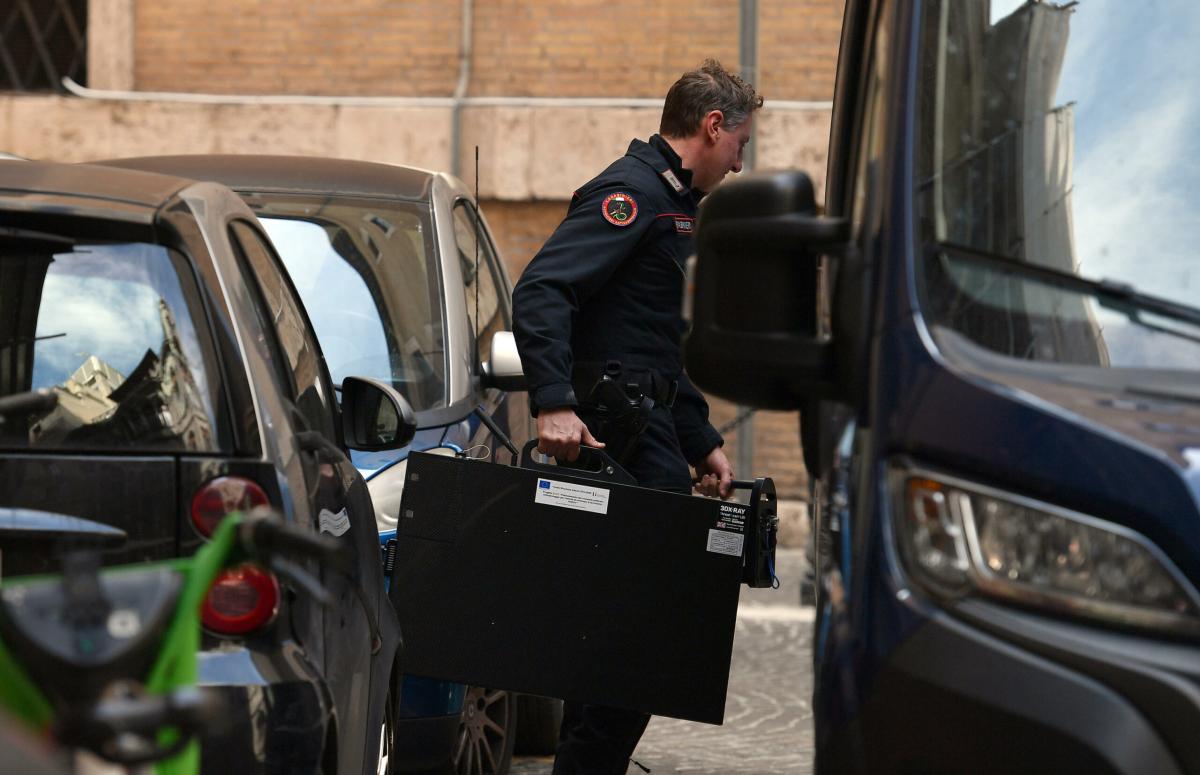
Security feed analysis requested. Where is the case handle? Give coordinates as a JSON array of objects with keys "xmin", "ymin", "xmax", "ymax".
[{"xmin": 519, "ymin": 440, "xmax": 636, "ymax": 486}]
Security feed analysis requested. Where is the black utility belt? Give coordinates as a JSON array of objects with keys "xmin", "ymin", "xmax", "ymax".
[{"xmin": 572, "ymin": 360, "xmax": 678, "ymax": 408}]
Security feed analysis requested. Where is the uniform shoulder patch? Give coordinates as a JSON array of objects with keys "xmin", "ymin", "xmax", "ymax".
[{"xmin": 601, "ymin": 192, "xmax": 639, "ymax": 227}]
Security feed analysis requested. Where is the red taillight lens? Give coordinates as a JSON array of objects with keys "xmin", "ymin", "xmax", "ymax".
[
  {"xmin": 191, "ymin": 476, "xmax": 269, "ymax": 537},
  {"xmin": 201, "ymin": 565, "xmax": 279, "ymax": 635}
]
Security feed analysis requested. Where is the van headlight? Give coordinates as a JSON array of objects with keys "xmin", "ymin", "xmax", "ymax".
[{"xmin": 893, "ymin": 466, "xmax": 1200, "ymax": 635}]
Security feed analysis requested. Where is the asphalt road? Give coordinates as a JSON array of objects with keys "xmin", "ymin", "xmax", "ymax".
[{"xmin": 511, "ymin": 548, "xmax": 814, "ymax": 775}]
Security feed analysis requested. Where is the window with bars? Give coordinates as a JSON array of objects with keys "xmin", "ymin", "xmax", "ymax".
[{"xmin": 0, "ymin": 0, "xmax": 86, "ymax": 92}]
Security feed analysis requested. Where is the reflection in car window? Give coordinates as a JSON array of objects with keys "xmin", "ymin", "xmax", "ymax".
[
  {"xmin": 0, "ymin": 240, "xmax": 220, "ymax": 451},
  {"xmin": 452, "ymin": 202, "xmax": 508, "ymax": 366},
  {"xmin": 230, "ymin": 221, "xmax": 334, "ymax": 438},
  {"xmin": 916, "ymin": 0, "xmax": 1200, "ymax": 371},
  {"xmin": 256, "ymin": 196, "xmax": 447, "ymax": 413}
]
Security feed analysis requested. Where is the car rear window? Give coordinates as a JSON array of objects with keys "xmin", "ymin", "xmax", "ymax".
[{"xmin": 0, "ymin": 237, "xmax": 223, "ymax": 452}]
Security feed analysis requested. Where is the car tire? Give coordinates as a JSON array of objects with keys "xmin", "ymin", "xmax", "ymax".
[
  {"xmin": 440, "ymin": 686, "xmax": 516, "ymax": 775},
  {"xmin": 377, "ymin": 679, "xmax": 399, "ymax": 775},
  {"xmin": 513, "ymin": 695, "xmax": 563, "ymax": 756}
]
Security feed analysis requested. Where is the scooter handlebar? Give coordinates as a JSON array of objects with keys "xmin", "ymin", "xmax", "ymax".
[{"xmin": 58, "ymin": 687, "xmax": 224, "ymax": 766}]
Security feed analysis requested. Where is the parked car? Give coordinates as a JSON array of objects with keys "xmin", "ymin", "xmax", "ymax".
[
  {"xmin": 0, "ymin": 160, "xmax": 407, "ymax": 774},
  {"xmin": 98, "ymin": 154, "xmax": 561, "ymax": 774},
  {"xmin": 687, "ymin": 1, "xmax": 1200, "ymax": 773}
]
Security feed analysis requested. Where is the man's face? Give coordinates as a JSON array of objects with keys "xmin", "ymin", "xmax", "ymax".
[{"xmin": 694, "ymin": 112, "xmax": 754, "ymax": 192}]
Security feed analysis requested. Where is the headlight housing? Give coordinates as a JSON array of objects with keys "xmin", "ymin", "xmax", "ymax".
[{"xmin": 893, "ymin": 465, "xmax": 1200, "ymax": 635}]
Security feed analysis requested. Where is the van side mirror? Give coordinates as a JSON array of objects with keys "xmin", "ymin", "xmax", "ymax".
[
  {"xmin": 481, "ymin": 330, "xmax": 527, "ymax": 391},
  {"xmin": 684, "ymin": 170, "xmax": 848, "ymax": 409},
  {"xmin": 340, "ymin": 376, "xmax": 417, "ymax": 450}
]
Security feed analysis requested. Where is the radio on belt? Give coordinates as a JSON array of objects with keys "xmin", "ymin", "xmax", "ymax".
[{"xmin": 387, "ymin": 441, "xmax": 779, "ymax": 725}]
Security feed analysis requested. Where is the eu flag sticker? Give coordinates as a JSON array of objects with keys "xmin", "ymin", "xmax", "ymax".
[{"xmin": 539, "ymin": 479, "xmax": 552, "ymax": 489}]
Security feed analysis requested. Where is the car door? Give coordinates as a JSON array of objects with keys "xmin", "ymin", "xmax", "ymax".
[{"xmin": 228, "ymin": 219, "xmax": 393, "ymax": 775}]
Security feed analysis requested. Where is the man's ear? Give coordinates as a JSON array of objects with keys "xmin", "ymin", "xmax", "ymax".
[{"xmin": 703, "ymin": 110, "xmax": 724, "ymax": 144}]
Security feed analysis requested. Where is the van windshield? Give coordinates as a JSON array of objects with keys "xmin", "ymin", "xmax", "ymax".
[{"xmin": 916, "ymin": 0, "xmax": 1200, "ymax": 372}]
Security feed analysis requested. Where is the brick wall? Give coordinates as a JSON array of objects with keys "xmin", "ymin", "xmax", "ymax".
[
  {"xmin": 134, "ymin": 0, "xmax": 461, "ymax": 95},
  {"xmin": 759, "ymin": 0, "xmax": 846, "ymax": 101},
  {"xmin": 480, "ymin": 199, "xmax": 567, "ymax": 281},
  {"xmin": 470, "ymin": 1, "xmax": 739, "ymax": 98},
  {"xmin": 133, "ymin": 0, "xmax": 843, "ymax": 101}
]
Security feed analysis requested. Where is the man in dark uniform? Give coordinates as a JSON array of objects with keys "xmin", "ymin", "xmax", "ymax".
[{"xmin": 511, "ymin": 60, "xmax": 763, "ymax": 775}]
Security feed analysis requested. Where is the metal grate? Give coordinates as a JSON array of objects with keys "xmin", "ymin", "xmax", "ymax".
[{"xmin": 0, "ymin": 0, "xmax": 86, "ymax": 92}]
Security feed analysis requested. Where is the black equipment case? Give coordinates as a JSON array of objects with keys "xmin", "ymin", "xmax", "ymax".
[{"xmin": 387, "ymin": 443, "xmax": 777, "ymax": 725}]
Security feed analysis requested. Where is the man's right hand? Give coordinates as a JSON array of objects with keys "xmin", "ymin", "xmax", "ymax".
[{"xmin": 537, "ymin": 407, "xmax": 604, "ymax": 462}]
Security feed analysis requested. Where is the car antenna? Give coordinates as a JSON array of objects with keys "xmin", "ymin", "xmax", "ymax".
[
  {"xmin": 471, "ymin": 144, "xmax": 519, "ymax": 465},
  {"xmin": 474, "ymin": 144, "xmax": 480, "ymax": 354}
]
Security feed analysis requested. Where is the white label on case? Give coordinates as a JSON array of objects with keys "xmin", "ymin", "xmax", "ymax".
[
  {"xmin": 534, "ymin": 478, "xmax": 610, "ymax": 514},
  {"xmin": 707, "ymin": 529, "xmax": 744, "ymax": 557}
]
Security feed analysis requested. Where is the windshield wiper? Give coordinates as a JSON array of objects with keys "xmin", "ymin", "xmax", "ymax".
[{"xmin": 933, "ymin": 242, "xmax": 1200, "ymax": 333}]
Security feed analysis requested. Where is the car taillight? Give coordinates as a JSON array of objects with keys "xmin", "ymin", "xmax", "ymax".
[
  {"xmin": 201, "ymin": 565, "xmax": 279, "ymax": 635},
  {"xmin": 191, "ymin": 476, "xmax": 269, "ymax": 537}
]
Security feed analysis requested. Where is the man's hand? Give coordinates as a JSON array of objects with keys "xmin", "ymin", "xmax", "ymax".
[
  {"xmin": 537, "ymin": 407, "xmax": 604, "ymax": 462},
  {"xmin": 693, "ymin": 446, "xmax": 733, "ymax": 498}
]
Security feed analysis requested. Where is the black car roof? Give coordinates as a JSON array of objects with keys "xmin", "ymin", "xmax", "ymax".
[
  {"xmin": 98, "ymin": 155, "xmax": 437, "ymax": 201},
  {"xmin": 0, "ymin": 160, "xmax": 191, "ymax": 210}
]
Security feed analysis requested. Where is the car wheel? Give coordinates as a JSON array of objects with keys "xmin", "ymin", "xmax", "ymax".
[
  {"xmin": 514, "ymin": 695, "xmax": 563, "ymax": 756},
  {"xmin": 451, "ymin": 686, "xmax": 516, "ymax": 775},
  {"xmin": 378, "ymin": 681, "xmax": 398, "ymax": 775}
]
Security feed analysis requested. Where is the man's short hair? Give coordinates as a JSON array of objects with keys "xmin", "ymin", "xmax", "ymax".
[{"xmin": 660, "ymin": 59, "xmax": 764, "ymax": 138}]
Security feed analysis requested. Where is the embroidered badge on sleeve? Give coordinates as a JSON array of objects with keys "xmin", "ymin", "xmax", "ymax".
[{"xmin": 601, "ymin": 192, "xmax": 639, "ymax": 227}]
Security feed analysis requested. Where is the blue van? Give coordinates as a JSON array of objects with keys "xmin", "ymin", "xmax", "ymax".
[{"xmin": 686, "ymin": 1, "xmax": 1200, "ymax": 773}]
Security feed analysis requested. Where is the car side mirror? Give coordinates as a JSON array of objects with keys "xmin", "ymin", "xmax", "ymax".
[
  {"xmin": 340, "ymin": 376, "xmax": 417, "ymax": 450},
  {"xmin": 481, "ymin": 330, "xmax": 527, "ymax": 391},
  {"xmin": 684, "ymin": 170, "xmax": 849, "ymax": 410}
]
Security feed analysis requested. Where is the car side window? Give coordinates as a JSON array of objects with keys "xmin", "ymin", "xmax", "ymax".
[
  {"xmin": 451, "ymin": 202, "xmax": 510, "ymax": 367},
  {"xmin": 229, "ymin": 220, "xmax": 335, "ymax": 438}
]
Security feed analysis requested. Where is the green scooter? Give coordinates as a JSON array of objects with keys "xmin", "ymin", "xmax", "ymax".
[{"xmin": 0, "ymin": 508, "xmax": 346, "ymax": 774}]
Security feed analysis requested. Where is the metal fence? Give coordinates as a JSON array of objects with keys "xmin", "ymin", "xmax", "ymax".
[{"xmin": 0, "ymin": 0, "xmax": 86, "ymax": 92}]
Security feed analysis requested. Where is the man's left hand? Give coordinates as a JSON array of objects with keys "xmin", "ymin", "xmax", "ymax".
[{"xmin": 693, "ymin": 446, "xmax": 733, "ymax": 499}]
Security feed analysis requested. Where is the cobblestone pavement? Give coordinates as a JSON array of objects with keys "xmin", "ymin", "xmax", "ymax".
[{"xmin": 511, "ymin": 549, "xmax": 814, "ymax": 775}]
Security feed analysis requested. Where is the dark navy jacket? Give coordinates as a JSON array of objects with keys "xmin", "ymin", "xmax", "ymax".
[{"xmin": 512, "ymin": 134, "xmax": 723, "ymax": 464}]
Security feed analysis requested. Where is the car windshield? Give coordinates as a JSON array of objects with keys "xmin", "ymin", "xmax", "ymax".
[
  {"xmin": 916, "ymin": 0, "xmax": 1200, "ymax": 373},
  {"xmin": 0, "ymin": 236, "xmax": 222, "ymax": 451},
  {"xmin": 253, "ymin": 195, "xmax": 448, "ymax": 413}
]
